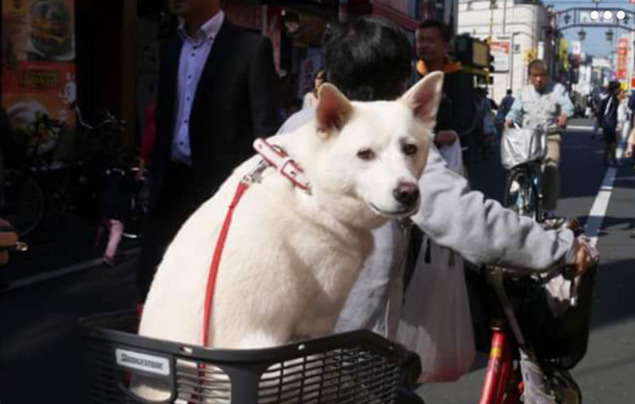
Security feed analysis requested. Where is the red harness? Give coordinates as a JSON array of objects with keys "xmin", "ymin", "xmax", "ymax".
[{"xmin": 201, "ymin": 138, "xmax": 309, "ymax": 345}]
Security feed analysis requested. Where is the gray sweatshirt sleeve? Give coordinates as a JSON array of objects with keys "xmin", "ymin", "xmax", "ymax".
[{"xmin": 411, "ymin": 145, "xmax": 576, "ymax": 271}]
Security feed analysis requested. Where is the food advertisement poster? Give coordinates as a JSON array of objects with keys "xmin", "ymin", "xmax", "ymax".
[{"xmin": 2, "ymin": 0, "xmax": 77, "ymax": 159}]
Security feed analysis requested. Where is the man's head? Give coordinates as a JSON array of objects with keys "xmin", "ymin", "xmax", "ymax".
[
  {"xmin": 507, "ymin": 89, "xmax": 513, "ymax": 96},
  {"xmin": 168, "ymin": 0, "xmax": 220, "ymax": 20},
  {"xmin": 528, "ymin": 59, "xmax": 549, "ymax": 92},
  {"xmin": 608, "ymin": 81, "xmax": 621, "ymax": 95},
  {"xmin": 415, "ymin": 20, "xmax": 452, "ymax": 67},
  {"xmin": 322, "ymin": 16, "xmax": 412, "ymax": 102}
]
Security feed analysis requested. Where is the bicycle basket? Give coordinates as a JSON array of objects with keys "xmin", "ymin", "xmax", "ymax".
[
  {"xmin": 518, "ymin": 263, "xmax": 598, "ymax": 369},
  {"xmin": 501, "ymin": 126, "xmax": 547, "ymax": 170},
  {"xmin": 81, "ymin": 310, "xmax": 409, "ymax": 404}
]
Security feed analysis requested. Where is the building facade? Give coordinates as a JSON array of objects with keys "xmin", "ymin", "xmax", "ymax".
[{"xmin": 457, "ymin": 0, "xmax": 556, "ymax": 102}]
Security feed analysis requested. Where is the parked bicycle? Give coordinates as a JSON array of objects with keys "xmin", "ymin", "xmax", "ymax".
[
  {"xmin": 2, "ymin": 114, "xmax": 67, "ymax": 236},
  {"xmin": 1, "ymin": 105, "xmax": 128, "ymax": 237}
]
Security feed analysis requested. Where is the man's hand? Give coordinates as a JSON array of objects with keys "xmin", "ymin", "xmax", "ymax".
[
  {"xmin": 625, "ymin": 144, "xmax": 633, "ymax": 158},
  {"xmin": 0, "ymin": 219, "xmax": 18, "ymax": 265},
  {"xmin": 505, "ymin": 120, "xmax": 514, "ymax": 129},
  {"xmin": 435, "ymin": 130, "xmax": 457, "ymax": 146},
  {"xmin": 572, "ymin": 236, "xmax": 598, "ymax": 277},
  {"xmin": 557, "ymin": 115, "xmax": 568, "ymax": 129}
]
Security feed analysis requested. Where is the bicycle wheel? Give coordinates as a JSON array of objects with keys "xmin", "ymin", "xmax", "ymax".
[
  {"xmin": 504, "ymin": 169, "xmax": 530, "ymax": 217},
  {"xmin": 545, "ymin": 367, "xmax": 582, "ymax": 404},
  {"xmin": 530, "ymin": 175, "xmax": 544, "ymax": 223},
  {"xmin": 2, "ymin": 168, "xmax": 45, "ymax": 236}
]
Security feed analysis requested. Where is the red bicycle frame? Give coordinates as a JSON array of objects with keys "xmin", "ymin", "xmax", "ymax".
[{"xmin": 480, "ymin": 328, "xmax": 522, "ymax": 404}]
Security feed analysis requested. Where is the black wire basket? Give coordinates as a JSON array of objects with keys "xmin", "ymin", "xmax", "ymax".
[
  {"xmin": 519, "ymin": 263, "xmax": 598, "ymax": 369},
  {"xmin": 80, "ymin": 310, "xmax": 410, "ymax": 404}
]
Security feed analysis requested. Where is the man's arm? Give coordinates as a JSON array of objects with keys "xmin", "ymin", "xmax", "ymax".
[
  {"xmin": 556, "ymin": 84, "xmax": 575, "ymax": 118},
  {"xmin": 249, "ymin": 37, "xmax": 280, "ymax": 138},
  {"xmin": 412, "ymin": 145, "xmax": 576, "ymax": 271}
]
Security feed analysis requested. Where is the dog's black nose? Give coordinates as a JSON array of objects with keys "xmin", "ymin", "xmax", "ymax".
[{"xmin": 393, "ymin": 183, "xmax": 420, "ymax": 206}]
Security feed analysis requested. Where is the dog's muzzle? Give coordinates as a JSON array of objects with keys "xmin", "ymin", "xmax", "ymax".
[{"xmin": 393, "ymin": 183, "xmax": 420, "ymax": 207}]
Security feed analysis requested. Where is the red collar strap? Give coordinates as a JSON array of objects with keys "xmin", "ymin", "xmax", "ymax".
[{"xmin": 253, "ymin": 138, "xmax": 311, "ymax": 194}]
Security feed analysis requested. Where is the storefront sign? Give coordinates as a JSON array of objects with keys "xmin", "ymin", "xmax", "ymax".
[
  {"xmin": 2, "ymin": 0, "xmax": 77, "ymax": 159},
  {"xmin": 616, "ymin": 37, "xmax": 628, "ymax": 79},
  {"xmin": 490, "ymin": 41, "xmax": 510, "ymax": 72}
]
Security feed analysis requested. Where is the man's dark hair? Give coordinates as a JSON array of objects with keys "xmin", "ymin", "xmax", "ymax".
[
  {"xmin": 417, "ymin": 19, "xmax": 453, "ymax": 43},
  {"xmin": 528, "ymin": 59, "xmax": 547, "ymax": 73},
  {"xmin": 322, "ymin": 16, "xmax": 412, "ymax": 102},
  {"xmin": 507, "ymin": 89, "xmax": 512, "ymax": 95},
  {"xmin": 607, "ymin": 81, "xmax": 621, "ymax": 94}
]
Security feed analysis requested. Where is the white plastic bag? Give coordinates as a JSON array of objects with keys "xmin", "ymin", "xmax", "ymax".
[
  {"xmin": 396, "ymin": 237, "xmax": 476, "ymax": 383},
  {"xmin": 438, "ymin": 138, "xmax": 465, "ymax": 177},
  {"xmin": 501, "ymin": 125, "xmax": 547, "ymax": 169}
]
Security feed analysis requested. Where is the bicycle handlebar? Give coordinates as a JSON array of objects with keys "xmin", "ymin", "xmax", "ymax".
[{"xmin": 73, "ymin": 102, "xmax": 126, "ymax": 131}]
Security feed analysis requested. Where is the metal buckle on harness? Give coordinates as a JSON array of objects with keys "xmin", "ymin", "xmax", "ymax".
[{"xmin": 242, "ymin": 159, "xmax": 269, "ymax": 185}]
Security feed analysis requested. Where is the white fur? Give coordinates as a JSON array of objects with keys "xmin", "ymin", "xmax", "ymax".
[{"xmin": 132, "ymin": 74, "xmax": 443, "ymax": 401}]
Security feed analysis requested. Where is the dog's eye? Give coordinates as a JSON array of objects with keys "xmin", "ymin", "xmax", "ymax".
[
  {"xmin": 357, "ymin": 148, "xmax": 375, "ymax": 161},
  {"xmin": 402, "ymin": 144, "xmax": 418, "ymax": 156}
]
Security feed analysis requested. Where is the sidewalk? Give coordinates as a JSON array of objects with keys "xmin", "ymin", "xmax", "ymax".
[{"xmin": 0, "ymin": 209, "xmax": 141, "ymax": 290}]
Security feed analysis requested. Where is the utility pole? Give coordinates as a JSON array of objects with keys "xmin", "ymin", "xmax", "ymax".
[
  {"xmin": 488, "ymin": 0, "xmax": 496, "ymax": 44},
  {"xmin": 488, "ymin": 0, "xmax": 496, "ymax": 92}
]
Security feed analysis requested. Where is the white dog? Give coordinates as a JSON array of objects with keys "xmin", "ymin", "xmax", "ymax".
[{"xmin": 139, "ymin": 73, "xmax": 443, "ymax": 351}]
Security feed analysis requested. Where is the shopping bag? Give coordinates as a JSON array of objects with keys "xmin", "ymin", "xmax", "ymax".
[
  {"xmin": 438, "ymin": 139, "xmax": 465, "ymax": 177},
  {"xmin": 501, "ymin": 125, "xmax": 547, "ymax": 169},
  {"xmin": 396, "ymin": 237, "xmax": 476, "ymax": 383}
]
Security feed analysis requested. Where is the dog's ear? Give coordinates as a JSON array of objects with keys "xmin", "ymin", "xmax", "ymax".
[
  {"xmin": 399, "ymin": 72, "xmax": 444, "ymax": 126},
  {"xmin": 315, "ymin": 84, "xmax": 353, "ymax": 135}
]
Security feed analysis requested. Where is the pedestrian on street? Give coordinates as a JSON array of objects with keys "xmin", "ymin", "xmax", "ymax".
[
  {"xmin": 495, "ymin": 89, "xmax": 514, "ymax": 136},
  {"xmin": 415, "ymin": 20, "xmax": 477, "ymax": 167},
  {"xmin": 627, "ymin": 124, "xmax": 635, "ymax": 239},
  {"xmin": 597, "ymin": 81, "xmax": 622, "ymax": 167},
  {"xmin": 278, "ymin": 16, "xmax": 595, "ymax": 402},
  {"xmin": 627, "ymin": 89, "xmax": 635, "ymax": 129},
  {"xmin": 136, "ymin": 0, "xmax": 279, "ymax": 300},
  {"xmin": 591, "ymin": 86, "xmax": 608, "ymax": 140},
  {"xmin": 98, "ymin": 166, "xmax": 135, "ymax": 267},
  {"xmin": 137, "ymin": 102, "xmax": 156, "ymax": 180},
  {"xmin": 505, "ymin": 59, "xmax": 575, "ymax": 223},
  {"xmin": 475, "ymin": 87, "xmax": 497, "ymax": 158}
]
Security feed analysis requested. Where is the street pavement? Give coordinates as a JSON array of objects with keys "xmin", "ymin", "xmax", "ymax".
[{"xmin": 1, "ymin": 119, "xmax": 634, "ymax": 403}]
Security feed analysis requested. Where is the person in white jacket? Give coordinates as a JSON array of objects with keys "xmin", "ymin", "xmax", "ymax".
[{"xmin": 279, "ymin": 16, "xmax": 595, "ymax": 402}]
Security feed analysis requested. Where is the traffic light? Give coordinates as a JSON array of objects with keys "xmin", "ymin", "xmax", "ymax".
[
  {"xmin": 454, "ymin": 34, "xmax": 489, "ymax": 69},
  {"xmin": 489, "ymin": 54, "xmax": 495, "ymax": 73}
]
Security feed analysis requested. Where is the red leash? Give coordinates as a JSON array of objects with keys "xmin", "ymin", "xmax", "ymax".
[
  {"xmin": 200, "ymin": 138, "xmax": 309, "ymax": 345},
  {"xmin": 201, "ymin": 180, "xmax": 250, "ymax": 345}
]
